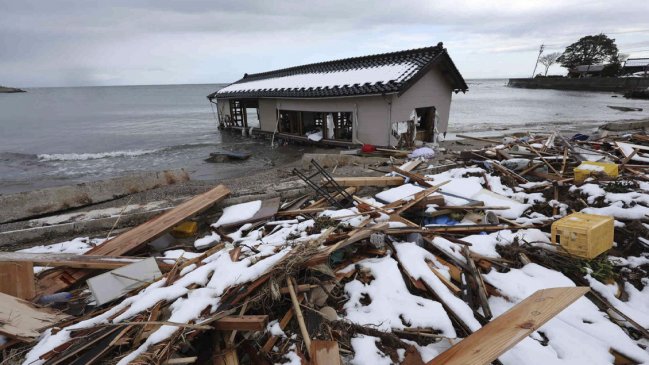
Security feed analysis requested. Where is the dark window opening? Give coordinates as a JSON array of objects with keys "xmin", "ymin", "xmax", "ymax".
[
  {"xmin": 279, "ymin": 110, "xmax": 302, "ymax": 135},
  {"xmin": 277, "ymin": 110, "xmax": 353, "ymax": 141}
]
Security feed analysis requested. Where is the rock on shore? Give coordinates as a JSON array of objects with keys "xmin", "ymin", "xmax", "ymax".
[{"xmin": 0, "ymin": 86, "xmax": 26, "ymax": 93}]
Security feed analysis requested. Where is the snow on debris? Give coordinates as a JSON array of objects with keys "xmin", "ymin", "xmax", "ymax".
[
  {"xmin": 212, "ymin": 200, "xmax": 262, "ymax": 228},
  {"xmin": 376, "ymin": 183, "xmax": 424, "ymax": 203},
  {"xmin": 23, "ymin": 247, "xmax": 290, "ymax": 365},
  {"xmin": 341, "ymin": 256, "xmax": 456, "ymax": 336},
  {"xmin": 485, "ymin": 264, "xmax": 649, "ymax": 364},
  {"xmin": 217, "ymin": 63, "xmax": 415, "ymax": 94},
  {"xmin": 19, "ymin": 237, "xmax": 106, "ymax": 255},
  {"xmin": 394, "ymin": 241, "xmax": 482, "ymax": 331},
  {"xmin": 424, "ymin": 167, "xmax": 540, "ymax": 219},
  {"xmin": 350, "ymin": 335, "xmax": 393, "ymax": 365}
]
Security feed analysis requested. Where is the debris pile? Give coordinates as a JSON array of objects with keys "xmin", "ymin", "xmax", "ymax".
[{"xmin": 2, "ymin": 130, "xmax": 649, "ymax": 365}]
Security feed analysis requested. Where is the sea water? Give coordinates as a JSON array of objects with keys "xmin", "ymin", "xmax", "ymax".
[{"xmin": 0, "ymin": 80, "xmax": 647, "ymax": 193}]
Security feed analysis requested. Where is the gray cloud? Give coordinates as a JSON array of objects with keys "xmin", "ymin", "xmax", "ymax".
[{"xmin": 1, "ymin": 0, "xmax": 648, "ymax": 86}]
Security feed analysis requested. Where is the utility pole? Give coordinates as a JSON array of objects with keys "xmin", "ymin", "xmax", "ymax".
[{"xmin": 531, "ymin": 44, "xmax": 545, "ymax": 78}]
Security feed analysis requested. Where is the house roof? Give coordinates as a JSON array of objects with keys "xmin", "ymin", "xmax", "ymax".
[
  {"xmin": 624, "ymin": 58, "xmax": 649, "ymax": 68},
  {"xmin": 208, "ymin": 43, "xmax": 467, "ymax": 100}
]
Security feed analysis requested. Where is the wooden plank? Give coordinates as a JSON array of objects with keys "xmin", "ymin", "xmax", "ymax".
[
  {"xmin": 0, "ymin": 292, "xmax": 69, "ymax": 341},
  {"xmin": 0, "ymin": 261, "xmax": 35, "ymax": 299},
  {"xmin": 456, "ymin": 134, "xmax": 501, "ymax": 144},
  {"xmin": 310, "ymin": 340, "xmax": 341, "ymax": 365},
  {"xmin": 391, "ymin": 167, "xmax": 433, "ymax": 187},
  {"xmin": 398, "ymin": 159, "xmax": 423, "ymax": 172},
  {"xmin": 276, "ymin": 208, "xmax": 326, "ymax": 217},
  {"xmin": 0, "ymin": 252, "xmax": 173, "ymax": 271},
  {"xmin": 36, "ymin": 185, "xmax": 230, "ymax": 296},
  {"xmin": 213, "ymin": 315, "xmax": 269, "ymax": 331},
  {"xmin": 427, "ymin": 287, "xmax": 589, "ymax": 365},
  {"xmin": 426, "ymin": 261, "xmax": 461, "ymax": 295},
  {"xmin": 330, "ymin": 176, "xmax": 404, "ymax": 187},
  {"xmin": 288, "ymin": 277, "xmax": 312, "ymax": 357}
]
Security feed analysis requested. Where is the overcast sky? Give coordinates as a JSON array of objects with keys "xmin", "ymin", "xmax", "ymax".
[{"xmin": 2, "ymin": 0, "xmax": 649, "ymax": 87}]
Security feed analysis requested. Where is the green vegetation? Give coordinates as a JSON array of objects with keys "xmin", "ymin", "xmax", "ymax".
[{"xmin": 558, "ymin": 34, "xmax": 619, "ymax": 69}]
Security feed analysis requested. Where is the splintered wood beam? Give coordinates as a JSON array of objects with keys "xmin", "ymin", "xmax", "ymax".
[
  {"xmin": 390, "ymin": 167, "xmax": 433, "ymax": 187},
  {"xmin": 287, "ymin": 277, "xmax": 312, "ymax": 357},
  {"xmin": 213, "ymin": 315, "xmax": 269, "ymax": 332},
  {"xmin": 427, "ymin": 287, "xmax": 589, "ymax": 365},
  {"xmin": 35, "ymin": 184, "xmax": 230, "ymax": 297},
  {"xmin": 0, "ymin": 252, "xmax": 173, "ymax": 271},
  {"xmin": 329, "ymin": 176, "xmax": 404, "ymax": 187}
]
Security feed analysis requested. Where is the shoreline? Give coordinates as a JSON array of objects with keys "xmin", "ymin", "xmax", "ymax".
[{"xmin": 2, "ymin": 114, "xmax": 648, "ymax": 195}]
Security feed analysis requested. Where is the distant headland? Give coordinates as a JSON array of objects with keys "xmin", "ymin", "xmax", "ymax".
[{"xmin": 0, "ymin": 86, "xmax": 26, "ymax": 93}]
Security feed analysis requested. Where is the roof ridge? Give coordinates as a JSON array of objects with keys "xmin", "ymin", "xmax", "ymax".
[{"xmin": 237, "ymin": 43, "xmax": 444, "ymax": 83}]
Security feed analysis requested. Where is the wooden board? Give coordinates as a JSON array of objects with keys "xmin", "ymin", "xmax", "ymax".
[
  {"xmin": 427, "ymin": 287, "xmax": 589, "ymax": 365},
  {"xmin": 213, "ymin": 315, "xmax": 269, "ymax": 331},
  {"xmin": 0, "ymin": 261, "xmax": 35, "ymax": 299},
  {"xmin": 330, "ymin": 176, "xmax": 404, "ymax": 187},
  {"xmin": 0, "ymin": 252, "xmax": 173, "ymax": 271},
  {"xmin": 0, "ymin": 292, "xmax": 69, "ymax": 341},
  {"xmin": 310, "ymin": 340, "xmax": 341, "ymax": 365},
  {"xmin": 36, "ymin": 185, "xmax": 230, "ymax": 297}
]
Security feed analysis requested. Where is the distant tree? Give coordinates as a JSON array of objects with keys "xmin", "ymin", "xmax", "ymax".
[
  {"xmin": 558, "ymin": 34, "xmax": 619, "ymax": 69},
  {"xmin": 539, "ymin": 52, "xmax": 562, "ymax": 76},
  {"xmin": 602, "ymin": 53, "xmax": 625, "ymax": 77},
  {"xmin": 618, "ymin": 53, "xmax": 630, "ymax": 63}
]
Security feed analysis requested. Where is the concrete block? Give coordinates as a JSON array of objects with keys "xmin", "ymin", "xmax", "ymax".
[{"xmin": 0, "ymin": 169, "xmax": 190, "ymax": 224}]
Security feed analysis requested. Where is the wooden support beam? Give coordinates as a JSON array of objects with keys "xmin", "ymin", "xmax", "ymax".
[
  {"xmin": 462, "ymin": 246, "xmax": 492, "ymax": 320},
  {"xmin": 0, "ymin": 252, "xmax": 173, "ymax": 271},
  {"xmin": 330, "ymin": 176, "xmax": 404, "ymax": 187},
  {"xmin": 391, "ymin": 167, "xmax": 433, "ymax": 187},
  {"xmin": 35, "ymin": 185, "xmax": 230, "ymax": 297},
  {"xmin": 491, "ymin": 162, "xmax": 528, "ymax": 184},
  {"xmin": 288, "ymin": 277, "xmax": 312, "ymax": 357},
  {"xmin": 427, "ymin": 287, "xmax": 589, "ymax": 365},
  {"xmin": 213, "ymin": 315, "xmax": 269, "ymax": 331},
  {"xmin": 276, "ymin": 208, "xmax": 326, "ymax": 217}
]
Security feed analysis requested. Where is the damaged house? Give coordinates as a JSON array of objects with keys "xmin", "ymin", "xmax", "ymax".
[{"xmin": 207, "ymin": 43, "xmax": 467, "ymax": 147}]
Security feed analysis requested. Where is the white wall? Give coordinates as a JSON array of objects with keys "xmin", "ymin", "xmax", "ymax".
[
  {"xmin": 218, "ymin": 66, "xmax": 456, "ymax": 146},
  {"xmin": 390, "ymin": 67, "xmax": 453, "ymax": 144}
]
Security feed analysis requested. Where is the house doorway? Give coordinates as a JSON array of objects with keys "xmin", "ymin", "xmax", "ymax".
[{"xmin": 415, "ymin": 106, "xmax": 436, "ymax": 142}]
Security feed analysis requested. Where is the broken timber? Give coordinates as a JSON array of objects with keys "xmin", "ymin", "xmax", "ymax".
[
  {"xmin": 0, "ymin": 252, "xmax": 174, "ymax": 271},
  {"xmin": 427, "ymin": 287, "xmax": 589, "ymax": 365},
  {"xmin": 35, "ymin": 185, "xmax": 230, "ymax": 297}
]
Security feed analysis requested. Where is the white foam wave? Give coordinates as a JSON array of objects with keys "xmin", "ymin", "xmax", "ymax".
[{"xmin": 38, "ymin": 149, "xmax": 158, "ymax": 161}]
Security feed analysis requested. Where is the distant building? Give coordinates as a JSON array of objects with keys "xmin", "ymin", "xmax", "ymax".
[
  {"xmin": 623, "ymin": 58, "xmax": 649, "ymax": 76},
  {"xmin": 207, "ymin": 43, "xmax": 467, "ymax": 147},
  {"xmin": 568, "ymin": 64, "xmax": 606, "ymax": 78}
]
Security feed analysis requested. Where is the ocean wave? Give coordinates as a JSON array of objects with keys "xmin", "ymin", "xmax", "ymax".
[
  {"xmin": 38, "ymin": 149, "xmax": 158, "ymax": 161},
  {"xmin": 34, "ymin": 142, "xmax": 219, "ymax": 162}
]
